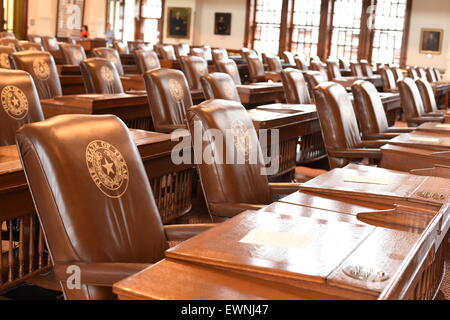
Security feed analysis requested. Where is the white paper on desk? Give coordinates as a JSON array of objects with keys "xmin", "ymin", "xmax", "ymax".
[
  {"xmin": 344, "ymin": 175, "xmax": 390, "ymax": 185},
  {"xmin": 409, "ymin": 136, "xmax": 440, "ymax": 143},
  {"xmin": 239, "ymin": 229, "xmax": 312, "ymax": 249},
  {"xmin": 436, "ymin": 124, "xmax": 450, "ymax": 128}
]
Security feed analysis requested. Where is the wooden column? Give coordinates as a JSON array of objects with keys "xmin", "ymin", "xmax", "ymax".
[
  {"xmin": 317, "ymin": 0, "xmax": 334, "ymax": 60},
  {"xmin": 278, "ymin": 0, "xmax": 294, "ymax": 55},
  {"xmin": 400, "ymin": 0, "xmax": 413, "ymax": 68}
]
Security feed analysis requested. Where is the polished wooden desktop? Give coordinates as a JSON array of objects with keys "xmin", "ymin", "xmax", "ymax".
[{"xmin": 237, "ymin": 82, "xmax": 285, "ymax": 106}]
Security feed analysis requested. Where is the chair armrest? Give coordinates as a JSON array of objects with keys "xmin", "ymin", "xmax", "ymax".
[
  {"xmin": 209, "ymin": 203, "xmax": 266, "ymax": 218},
  {"xmin": 424, "ymin": 112, "xmax": 446, "ymax": 117},
  {"xmin": 54, "ymin": 262, "xmax": 150, "ymax": 287},
  {"xmin": 385, "ymin": 127, "xmax": 415, "ymax": 134},
  {"xmin": 268, "ymin": 183, "xmax": 301, "ymax": 195},
  {"xmin": 360, "ymin": 140, "xmax": 390, "ymax": 148},
  {"xmin": 408, "ymin": 117, "xmax": 444, "ymax": 124},
  {"xmin": 155, "ymin": 124, "xmax": 188, "ymax": 133},
  {"xmin": 164, "ymin": 224, "xmax": 216, "ymax": 242},
  {"xmin": 328, "ymin": 148, "xmax": 382, "ymax": 160},
  {"xmin": 364, "ymin": 133, "xmax": 399, "ymax": 140}
]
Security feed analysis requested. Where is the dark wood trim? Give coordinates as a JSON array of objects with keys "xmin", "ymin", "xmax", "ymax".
[
  {"xmin": 319, "ymin": 0, "xmax": 334, "ymax": 60},
  {"xmin": 278, "ymin": 0, "xmax": 293, "ymax": 55},
  {"xmin": 400, "ymin": 0, "xmax": 413, "ymax": 68},
  {"xmin": 159, "ymin": 0, "xmax": 165, "ymax": 44},
  {"xmin": 358, "ymin": 0, "xmax": 375, "ymax": 61}
]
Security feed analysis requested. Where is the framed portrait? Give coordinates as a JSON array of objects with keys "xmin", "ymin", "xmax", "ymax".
[
  {"xmin": 167, "ymin": 7, "xmax": 192, "ymax": 39},
  {"xmin": 56, "ymin": 0, "xmax": 85, "ymax": 38},
  {"xmin": 420, "ymin": 29, "xmax": 443, "ymax": 54},
  {"xmin": 214, "ymin": 13, "xmax": 232, "ymax": 36}
]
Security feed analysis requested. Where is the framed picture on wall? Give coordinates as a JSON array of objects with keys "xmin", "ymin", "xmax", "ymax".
[
  {"xmin": 167, "ymin": 7, "xmax": 192, "ymax": 39},
  {"xmin": 56, "ymin": 0, "xmax": 85, "ymax": 38},
  {"xmin": 420, "ymin": 29, "xmax": 443, "ymax": 55},
  {"xmin": 214, "ymin": 13, "xmax": 232, "ymax": 36}
]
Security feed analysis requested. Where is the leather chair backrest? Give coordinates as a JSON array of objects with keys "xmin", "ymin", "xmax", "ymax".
[
  {"xmin": 434, "ymin": 68, "xmax": 442, "ymax": 81},
  {"xmin": 28, "ymin": 35, "xmax": 42, "ymax": 44},
  {"xmin": 416, "ymin": 78, "xmax": 438, "ymax": 113},
  {"xmin": 0, "ymin": 38, "xmax": 19, "ymax": 51},
  {"xmin": 203, "ymin": 46, "xmax": 213, "ymax": 61},
  {"xmin": 338, "ymin": 58, "xmax": 349, "ymax": 70},
  {"xmin": 398, "ymin": 77, "xmax": 427, "ymax": 119},
  {"xmin": 416, "ymin": 67, "xmax": 427, "ymax": 81},
  {"xmin": 426, "ymin": 68, "xmax": 437, "ymax": 82},
  {"xmin": 186, "ymin": 99, "xmax": 272, "ymax": 217},
  {"xmin": 60, "ymin": 44, "xmax": 87, "ymax": 66},
  {"xmin": 191, "ymin": 47, "xmax": 206, "ymax": 60},
  {"xmin": 200, "ymin": 72, "xmax": 241, "ymax": 102},
  {"xmin": 310, "ymin": 61, "xmax": 329, "ymax": 80},
  {"xmin": 212, "ymin": 48, "xmax": 228, "ymax": 64},
  {"xmin": 314, "ymin": 82, "xmax": 362, "ymax": 168},
  {"xmin": 379, "ymin": 67, "xmax": 397, "ymax": 92},
  {"xmin": 350, "ymin": 62, "xmax": 364, "ymax": 77},
  {"xmin": 294, "ymin": 56, "xmax": 308, "ymax": 71},
  {"xmin": 19, "ymin": 42, "xmax": 43, "ymax": 52},
  {"xmin": 42, "ymin": 37, "xmax": 60, "ymax": 51},
  {"xmin": 216, "ymin": 59, "xmax": 242, "ymax": 85},
  {"xmin": 326, "ymin": 59, "xmax": 342, "ymax": 80},
  {"xmin": 80, "ymin": 58, "xmax": 124, "ymax": 94},
  {"xmin": 360, "ymin": 60, "xmax": 373, "ymax": 77},
  {"xmin": 407, "ymin": 67, "xmax": 419, "ymax": 80},
  {"xmin": 113, "ymin": 40, "xmax": 129, "ymax": 55},
  {"xmin": 93, "ymin": 47, "xmax": 125, "ymax": 76},
  {"xmin": 180, "ymin": 55, "xmax": 208, "ymax": 90},
  {"xmin": 281, "ymin": 68, "xmax": 312, "ymax": 104},
  {"xmin": 175, "ymin": 44, "xmax": 190, "ymax": 58},
  {"xmin": 0, "ymin": 32, "xmax": 15, "ymax": 39},
  {"xmin": 12, "ymin": 51, "xmax": 63, "ymax": 99},
  {"xmin": 143, "ymin": 68, "xmax": 193, "ymax": 132},
  {"xmin": 134, "ymin": 49, "xmax": 161, "ymax": 74},
  {"xmin": 0, "ymin": 69, "xmax": 45, "ymax": 146},
  {"xmin": 160, "ymin": 45, "xmax": 176, "ymax": 60},
  {"xmin": 351, "ymin": 80, "xmax": 389, "ymax": 136},
  {"xmin": 266, "ymin": 55, "xmax": 283, "ymax": 72},
  {"xmin": 282, "ymin": 51, "xmax": 295, "ymax": 66},
  {"xmin": 304, "ymin": 71, "xmax": 326, "ymax": 90},
  {"xmin": 241, "ymin": 48, "xmax": 257, "ymax": 61},
  {"xmin": 391, "ymin": 67, "xmax": 404, "ymax": 82},
  {"xmin": 127, "ymin": 41, "xmax": 143, "ymax": 53},
  {"xmin": 16, "ymin": 114, "xmax": 168, "ymax": 300},
  {"xmin": 246, "ymin": 55, "xmax": 265, "ymax": 82},
  {"xmin": 0, "ymin": 45, "xmax": 15, "ymax": 69}
]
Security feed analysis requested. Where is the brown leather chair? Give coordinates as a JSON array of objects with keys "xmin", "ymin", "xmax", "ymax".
[
  {"xmin": 134, "ymin": 49, "xmax": 161, "ymax": 74},
  {"xmin": 212, "ymin": 48, "xmax": 228, "ymax": 69},
  {"xmin": 266, "ymin": 55, "xmax": 283, "ymax": 72},
  {"xmin": 433, "ymin": 68, "xmax": 443, "ymax": 81},
  {"xmin": 415, "ymin": 78, "xmax": 447, "ymax": 115},
  {"xmin": 0, "ymin": 32, "xmax": 15, "ymax": 39},
  {"xmin": 113, "ymin": 40, "xmax": 129, "ymax": 55},
  {"xmin": 391, "ymin": 67, "xmax": 404, "ymax": 82},
  {"xmin": 160, "ymin": 45, "xmax": 177, "ymax": 61},
  {"xmin": 0, "ymin": 45, "xmax": 15, "ymax": 69},
  {"xmin": 12, "ymin": 51, "xmax": 63, "ymax": 99},
  {"xmin": 281, "ymin": 68, "xmax": 312, "ymax": 104},
  {"xmin": 241, "ymin": 48, "xmax": 257, "ymax": 61},
  {"xmin": 294, "ymin": 55, "xmax": 308, "ymax": 71},
  {"xmin": 416, "ymin": 67, "xmax": 427, "ymax": 81},
  {"xmin": 379, "ymin": 67, "xmax": 398, "ymax": 92},
  {"xmin": 190, "ymin": 47, "xmax": 206, "ymax": 59},
  {"xmin": 180, "ymin": 56, "xmax": 208, "ymax": 90},
  {"xmin": 216, "ymin": 59, "xmax": 242, "ymax": 85},
  {"xmin": 246, "ymin": 54, "xmax": 280, "ymax": 82},
  {"xmin": 93, "ymin": 47, "xmax": 125, "ymax": 76},
  {"xmin": 350, "ymin": 62, "xmax": 364, "ymax": 77},
  {"xmin": 397, "ymin": 77, "xmax": 444, "ymax": 126},
  {"xmin": 200, "ymin": 72, "xmax": 241, "ymax": 102},
  {"xmin": 143, "ymin": 68, "xmax": 193, "ymax": 133},
  {"xmin": 42, "ymin": 36, "xmax": 60, "ymax": 52},
  {"xmin": 326, "ymin": 59, "xmax": 359, "ymax": 84},
  {"xmin": 127, "ymin": 41, "xmax": 144, "ymax": 53},
  {"xmin": 186, "ymin": 99, "xmax": 300, "ymax": 219},
  {"xmin": 351, "ymin": 80, "xmax": 413, "ymax": 140},
  {"xmin": 28, "ymin": 35, "xmax": 42, "ymax": 44},
  {"xmin": 407, "ymin": 66, "xmax": 419, "ymax": 80},
  {"xmin": 19, "ymin": 42, "xmax": 43, "ymax": 52},
  {"xmin": 310, "ymin": 61, "xmax": 329, "ymax": 80},
  {"xmin": 16, "ymin": 114, "xmax": 212, "ymax": 300},
  {"xmin": 80, "ymin": 58, "xmax": 124, "ymax": 94},
  {"xmin": 304, "ymin": 71, "xmax": 325, "ymax": 94},
  {"xmin": 60, "ymin": 44, "xmax": 87, "ymax": 66},
  {"xmin": 313, "ymin": 82, "xmax": 385, "ymax": 169},
  {"xmin": 426, "ymin": 67, "xmax": 438, "ymax": 82},
  {"xmin": 203, "ymin": 46, "xmax": 213, "ymax": 61},
  {"xmin": 0, "ymin": 69, "xmax": 45, "ymax": 146},
  {"xmin": 174, "ymin": 43, "xmax": 190, "ymax": 58},
  {"xmin": 281, "ymin": 51, "xmax": 296, "ymax": 67},
  {"xmin": 0, "ymin": 38, "xmax": 19, "ymax": 51},
  {"xmin": 338, "ymin": 58, "xmax": 350, "ymax": 70},
  {"xmin": 360, "ymin": 60, "xmax": 374, "ymax": 77}
]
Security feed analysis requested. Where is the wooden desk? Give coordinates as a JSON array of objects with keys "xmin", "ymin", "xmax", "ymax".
[
  {"xmin": 160, "ymin": 59, "xmax": 181, "ymax": 70},
  {"xmin": 41, "ymin": 94, "xmax": 153, "ymax": 131},
  {"xmin": 417, "ymin": 122, "xmax": 450, "ymax": 134},
  {"xmin": 237, "ymin": 82, "xmax": 285, "ymax": 107},
  {"xmin": 0, "ymin": 130, "xmax": 195, "ymax": 292},
  {"xmin": 387, "ymin": 131, "xmax": 450, "ymax": 151},
  {"xmin": 60, "ymin": 75, "xmax": 86, "ymax": 95},
  {"xmin": 432, "ymin": 82, "xmax": 450, "ymax": 109}
]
